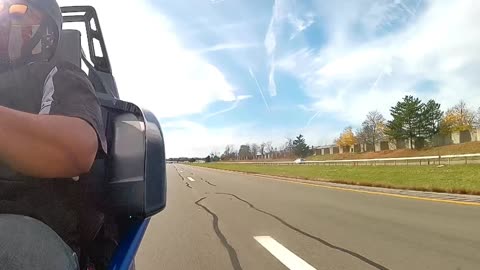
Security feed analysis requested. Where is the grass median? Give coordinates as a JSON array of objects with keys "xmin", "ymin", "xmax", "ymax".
[{"xmin": 194, "ymin": 163, "xmax": 480, "ymax": 195}]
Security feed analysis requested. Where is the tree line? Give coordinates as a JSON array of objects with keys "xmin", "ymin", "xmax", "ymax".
[
  {"xmin": 207, "ymin": 96, "xmax": 480, "ymax": 161},
  {"xmin": 338, "ymin": 96, "xmax": 480, "ymax": 150},
  {"xmin": 214, "ymin": 134, "xmax": 313, "ymax": 161}
]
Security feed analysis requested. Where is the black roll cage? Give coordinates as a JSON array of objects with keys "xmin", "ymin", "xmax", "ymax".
[{"xmin": 61, "ymin": 6, "xmax": 111, "ymax": 74}]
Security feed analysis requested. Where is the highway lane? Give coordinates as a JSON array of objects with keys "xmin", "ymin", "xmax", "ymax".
[{"xmin": 136, "ymin": 164, "xmax": 480, "ymax": 270}]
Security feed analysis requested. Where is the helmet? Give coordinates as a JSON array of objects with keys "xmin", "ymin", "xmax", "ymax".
[{"xmin": 0, "ymin": 0, "xmax": 62, "ymax": 68}]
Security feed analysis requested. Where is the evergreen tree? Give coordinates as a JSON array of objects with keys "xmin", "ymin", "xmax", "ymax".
[
  {"xmin": 421, "ymin": 99, "xmax": 443, "ymax": 138},
  {"xmin": 386, "ymin": 95, "xmax": 424, "ymax": 148},
  {"xmin": 293, "ymin": 134, "xmax": 311, "ymax": 158}
]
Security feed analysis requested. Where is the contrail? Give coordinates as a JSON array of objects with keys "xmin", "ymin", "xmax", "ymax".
[
  {"xmin": 306, "ymin": 110, "xmax": 322, "ymax": 128},
  {"xmin": 305, "ymin": 82, "xmax": 352, "ymax": 128},
  {"xmin": 203, "ymin": 100, "xmax": 240, "ymax": 120},
  {"xmin": 197, "ymin": 42, "xmax": 258, "ymax": 53},
  {"xmin": 397, "ymin": 0, "xmax": 415, "ymax": 16},
  {"xmin": 369, "ymin": 68, "xmax": 385, "ymax": 92},
  {"xmin": 264, "ymin": 0, "xmax": 278, "ymax": 97},
  {"xmin": 249, "ymin": 67, "xmax": 271, "ymax": 112},
  {"xmin": 202, "ymin": 95, "xmax": 252, "ymax": 120}
]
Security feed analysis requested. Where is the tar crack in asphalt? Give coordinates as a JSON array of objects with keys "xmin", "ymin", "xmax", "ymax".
[
  {"xmin": 174, "ymin": 166, "xmax": 193, "ymax": 189},
  {"xmin": 200, "ymin": 177, "xmax": 217, "ymax": 186},
  {"xmin": 195, "ymin": 197, "xmax": 243, "ymax": 270},
  {"xmin": 215, "ymin": 192, "xmax": 390, "ymax": 270}
]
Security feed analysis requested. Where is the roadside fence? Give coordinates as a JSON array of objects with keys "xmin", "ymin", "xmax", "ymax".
[{"xmin": 224, "ymin": 154, "xmax": 480, "ymax": 166}]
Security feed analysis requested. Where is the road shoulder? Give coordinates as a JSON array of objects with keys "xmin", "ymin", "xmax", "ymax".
[{"xmin": 189, "ymin": 165, "xmax": 480, "ymax": 206}]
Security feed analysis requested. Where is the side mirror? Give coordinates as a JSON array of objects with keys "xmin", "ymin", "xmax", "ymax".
[{"xmin": 101, "ymin": 98, "xmax": 167, "ymax": 218}]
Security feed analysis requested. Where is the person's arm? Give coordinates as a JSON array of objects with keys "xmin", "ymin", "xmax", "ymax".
[{"xmin": 0, "ymin": 106, "xmax": 98, "ymax": 178}]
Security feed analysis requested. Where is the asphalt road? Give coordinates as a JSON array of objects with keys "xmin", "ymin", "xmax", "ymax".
[{"xmin": 135, "ymin": 164, "xmax": 480, "ymax": 270}]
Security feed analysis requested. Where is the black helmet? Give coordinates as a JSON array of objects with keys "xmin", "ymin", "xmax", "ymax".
[{"xmin": 0, "ymin": 0, "xmax": 62, "ymax": 68}]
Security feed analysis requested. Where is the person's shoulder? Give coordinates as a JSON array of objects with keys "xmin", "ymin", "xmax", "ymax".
[
  {"xmin": 53, "ymin": 61, "xmax": 89, "ymax": 78},
  {"xmin": 48, "ymin": 61, "xmax": 96, "ymax": 96},
  {"xmin": 52, "ymin": 61, "xmax": 94, "ymax": 86}
]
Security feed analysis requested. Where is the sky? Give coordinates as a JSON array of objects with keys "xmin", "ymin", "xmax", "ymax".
[{"xmin": 58, "ymin": 0, "xmax": 480, "ymax": 158}]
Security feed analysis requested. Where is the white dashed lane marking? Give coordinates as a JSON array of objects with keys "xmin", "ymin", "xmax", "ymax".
[
  {"xmin": 254, "ymin": 236, "xmax": 317, "ymax": 270},
  {"xmin": 187, "ymin": 177, "xmax": 196, "ymax": 182}
]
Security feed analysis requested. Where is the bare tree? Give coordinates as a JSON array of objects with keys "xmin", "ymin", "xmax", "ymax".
[
  {"xmin": 283, "ymin": 138, "xmax": 294, "ymax": 158},
  {"xmin": 222, "ymin": 144, "xmax": 236, "ymax": 160},
  {"xmin": 260, "ymin": 143, "xmax": 266, "ymax": 159},
  {"xmin": 277, "ymin": 143, "xmax": 285, "ymax": 158},
  {"xmin": 474, "ymin": 107, "xmax": 480, "ymax": 128},
  {"xmin": 250, "ymin": 143, "xmax": 259, "ymax": 159},
  {"xmin": 265, "ymin": 141, "xmax": 273, "ymax": 159},
  {"xmin": 361, "ymin": 111, "xmax": 386, "ymax": 150},
  {"xmin": 356, "ymin": 127, "xmax": 368, "ymax": 145}
]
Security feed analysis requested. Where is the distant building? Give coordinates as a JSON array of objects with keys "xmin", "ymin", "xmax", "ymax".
[
  {"xmin": 313, "ymin": 144, "xmax": 336, "ymax": 156},
  {"xmin": 312, "ymin": 128, "xmax": 480, "ymax": 156}
]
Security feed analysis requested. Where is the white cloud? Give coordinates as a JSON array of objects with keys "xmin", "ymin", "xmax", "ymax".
[
  {"xmin": 162, "ymin": 121, "xmax": 240, "ymax": 157},
  {"xmin": 58, "ymin": 0, "xmax": 240, "ymax": 119},
  {"xmin": 236, "ymin": 95, "xmax": 252, "ymax": 101},
  {"xmin": 278, "ymin": 0, "xmax": 480, "ymax": 124},
  {"xmin": 288, "ymin": 12, "xmax": 315, "ymax": 40},
  {"xmin": 162, "ymin": 120, "xmax": 287, "ymax": 157}
]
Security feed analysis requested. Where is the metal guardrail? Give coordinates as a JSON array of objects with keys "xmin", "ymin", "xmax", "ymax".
[{"xmin": 224, "ymin": 153, "xmax": 480, "ymax": 166}]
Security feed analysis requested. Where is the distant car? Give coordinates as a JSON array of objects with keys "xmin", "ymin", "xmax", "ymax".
[{"xmin": 294, "ymin": 158, "xmax": 306, "ymax": 164}]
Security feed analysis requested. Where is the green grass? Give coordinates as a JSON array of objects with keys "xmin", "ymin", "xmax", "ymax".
[{"xmin": 194, "ymin": 163, "xmax": 480, "ymax": 195}]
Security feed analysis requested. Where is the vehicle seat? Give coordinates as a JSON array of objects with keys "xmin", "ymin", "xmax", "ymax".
[
  {"xmin": 54, "ymin": 29, "xmax": 82, "ymax": 67},
  {"xmin": 0, "ymin": 215, "xmax": 79, "ymax": 269}
]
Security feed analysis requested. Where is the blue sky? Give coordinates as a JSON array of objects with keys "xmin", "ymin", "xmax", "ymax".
[{"xmin": 59, "ymin": 0, "xmax": 480, "ymax": 157}]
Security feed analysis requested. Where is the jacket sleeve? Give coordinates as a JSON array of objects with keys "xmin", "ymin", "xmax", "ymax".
[{"xmin": 39, "ymin": 63, "xmax": 107, "ymax": 154}]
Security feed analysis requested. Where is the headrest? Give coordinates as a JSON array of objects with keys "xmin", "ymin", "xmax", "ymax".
[{"xmin": 54, "ymin": 29, "xmax": 82, "ymax": 67}]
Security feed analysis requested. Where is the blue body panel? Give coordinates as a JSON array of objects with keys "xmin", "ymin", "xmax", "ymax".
[{"xmin": 109, "ymin": 219, "xmax": 150, "ymax": 270}]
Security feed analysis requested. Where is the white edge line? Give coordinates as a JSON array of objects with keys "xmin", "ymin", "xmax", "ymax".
[
  {"xmin": 187, "ymin": 177, "xmax": 196, "ymax": 182},
  {"xmin": 254, "ymin": 236, "xmax": 317, "ymax": 270}
]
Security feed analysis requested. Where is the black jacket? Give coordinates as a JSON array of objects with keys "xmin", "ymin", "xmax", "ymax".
[{"xmin": 0, "ymin": 62, "xmax": 107, "ymax": 252}]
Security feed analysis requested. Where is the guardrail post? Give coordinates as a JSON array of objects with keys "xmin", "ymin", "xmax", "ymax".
[{"xmin": 465, "ymin": 157, "xmax": 468, "ymax": 165}]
